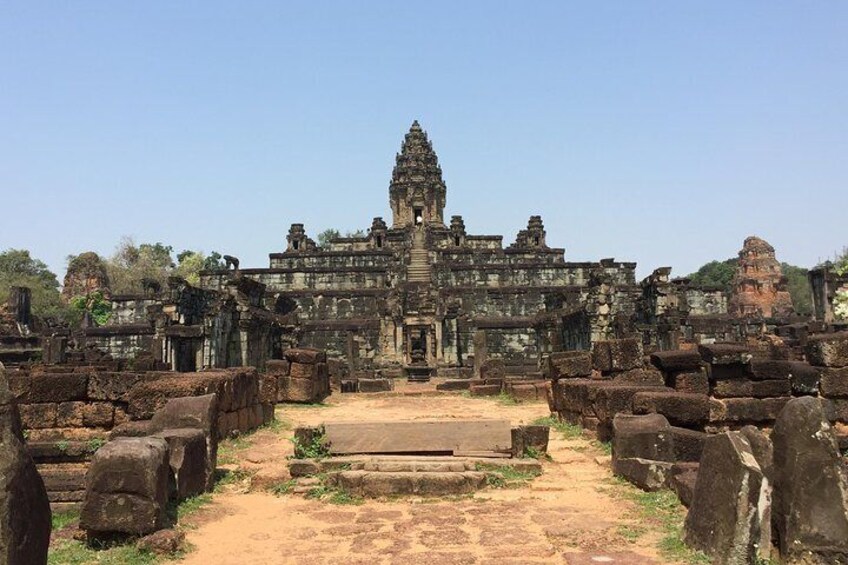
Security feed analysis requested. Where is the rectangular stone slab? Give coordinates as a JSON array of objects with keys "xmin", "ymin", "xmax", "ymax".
[{"xmin": 323, "ymin": 420, "xmax": 512, "ymax": 455}]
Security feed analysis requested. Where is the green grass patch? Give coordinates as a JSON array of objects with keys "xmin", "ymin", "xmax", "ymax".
[
  {"xmin": 304, "ymin": 483, "xmax": 363, "ymax": 505},
  {"xmin": 495, "ymin": 391, "xmax": 518, "ymax": 405},
  {"xmin": 269, "ymin": 479, "xmax": 297, "ymax": 496},
  {"xmin": 521, "ymin": 445, "xmax": 552, "ymax": 461},
  {"xmin": 481, "ymin": 464, "xmax": 541, "ymax": 489},
  {"xmin": 176, "ymin": 493, "xmax": 213, "ymax": 522},
  {"xmin": 213, "ymin": 468, "xmax": 253, "ymax": 492},
  {"xmin": 51, "ymin": 510, "xmax": 79, "ymax": 531},
  {"xmin": 48, "ymin": 540, "xmax": 158, "ymax": 565},
  {"xmin": 619, "ymin": 488, "xmax": 710, "ymax": 565},
  {"xmin": 532, "ymin": 415, "xmax": 583, "ymax": 439}
]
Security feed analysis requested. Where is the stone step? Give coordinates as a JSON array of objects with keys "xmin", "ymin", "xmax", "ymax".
[
  {"xmin": 289, "ymin": 454, "xmax": 542, "ymax": 476},
  {"xmin": 322, "ymin": 419, "xmax": 512, "ymax": 455},
  {"xmin": 329, "ymin": 470, "xmax": 487, "ymax": 497}
]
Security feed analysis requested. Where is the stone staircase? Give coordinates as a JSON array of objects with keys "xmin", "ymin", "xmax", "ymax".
[
  {"xmin": 407, "ymin": 229, "xmax": 431, "ymax": 283},
  {"xmin": 289, "ymin": 455, "xmax": 542, "ymax": 496}
]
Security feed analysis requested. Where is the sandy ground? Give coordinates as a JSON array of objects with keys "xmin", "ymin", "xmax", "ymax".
[{"xmin": 175, "ymin": 389, "xmax": 669, "ymax": 565}]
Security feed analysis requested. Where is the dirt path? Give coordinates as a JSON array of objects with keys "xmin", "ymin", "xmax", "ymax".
[{"xmin": 175, "ymin": 392, "xmax": 671, "ymax": 565}]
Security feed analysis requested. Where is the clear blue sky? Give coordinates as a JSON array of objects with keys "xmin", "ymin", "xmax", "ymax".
[{"xmin": 1, "ymin": 2, "xmax": 846, "ymax": 280}]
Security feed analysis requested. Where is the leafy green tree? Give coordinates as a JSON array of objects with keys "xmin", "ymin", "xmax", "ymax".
[
  {"xmin": 834, "ymin": 246, "xmax": 848, "ymax": 276},
  {"xmin": 202, "ymin": 251, "xmax": 226, "ymax": 270},
  {"xmin": 174, "ymin": 251, "xmax": 206, "ymax": 285},
  {"xmin": 0, "ymin": 248, "xmax": 65, "ymax": 320},
  {"xmin": 69, "ymin": 291, "xmax": 112, "ymax": 326},
  {"xmin": 780, "ymin": 263, "xmax": 812, "ymax": 316},
  {"xmin": 106, "ymin": 238, "xmax": 175, "ymax": 294},
  {"xmin": 686, "ymin": 259, "xmax": 737, "ymax": 292},
  {"xmin": 317, "ymin": 229, "xmax": 341, "ymax": 247}
]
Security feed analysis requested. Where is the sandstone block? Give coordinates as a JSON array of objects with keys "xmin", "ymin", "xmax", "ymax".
[
  {"xmin": 668, "ymin": 369, "xmax": 709, "ymax": 394},
  {"xmin": 750, "ymin": 379, "xmax": 791, "ymax": 398},
  {"xmin": 548, "ymin": 351, "xmax": 592, "ymax": 379},
  {"xmin": 289, "ymin": 362, "xmax": 318, "ymax": 380},
  {"xmin": 668, "ymin": 462, "xmax": 699, "ymax": 508},
  {"xmin": 358, "ymin": 378, "xmax": 394, "ymax": 393},
  {"xmin": 712, "ymin": 379, "xmax": 754, "ymax": 398},
  {"xmin": 806, "ymin": 332, "xmax": 848, "ymax": 368},
  {"xmin": 772, "ymin": 397, "xmax": 848, "ymax": 562},
  {"xmin": 631, "ymin": 391, "xmax": 710, "ymax": 428},
  {"xmin": 650, "ymin": 350, "xmax": 702, "ymax": 372},
  {"xmin": 82, "ymin": 402, "xmax": 115, "ymax": 428},
  {"xmin": 151, "ymin": 428, "xmax": 208, "ymax": 500},
  {"xmin": 788, "ymin": 361, "xmax": 820, "ymax": 396},
  {"xmin": 611, "ymin": 367, "xmax": 664, "ymax": 386},
  {"xmin": 18, "ymin": 403, "xmax": 57, "ymax": 429},
  {"xmin": 277, "ymin": 377, "xmax": 315, "ymax": 402},
  {"xmin": 698, "ymin": 343, "xmax": 752, "ymax": 365},
  {"xmin": 80, "ymin": 437, "xmax": 170, "ymax": 536},
  {"xmin": 669, "ymin": 426, "xmax": 708, "ymax": 463},
  {"xmin": 593, "ymin": 338, "xmax": 643, "ymax": 373},
  {"xmin": 683, "ymin": 431, "xmax": 771, "ymax": 564},
  {"xmin": 469, "ymin": 384, "xmax": 500, "ymax": 397},
  {"xmin": 283, "ymin": 348, "xmax": 326, "ymax": 364},
  {"xmin": 746, "ymin": 360, "xmax": 792, "ymax": 381},
  {"xmin": 511, "ymin": 425, "xmax": 550, "ymax": 458},
  {"xmin": 149, "ymin": 394, "xmax": 218, "ymax": 490},
  {"xmin": 29, "ymin": 373, "xmax": 88, "ymax": 403},
  {"xmin": 480, "ymin": 359, "xmax": 506, "ymax": 381},
  {"xmin": 611, "ymin": 413, "xmax": 674, "ymax": 464},
  {"xmin": 820, "ymin": 367, "xmax": 848, "ymax": 398},
  {"xmin": 0, "ymin": 364, "xmax": 51, "ymax": 564},
  {"xmin": 613, "ymin": 458, "xmax": 674, "ymax": 491},
  {"xmin": 265, "ymin": 359, "xmax": 290, "ymax": 375},
  {"xmin": 710, "ymin": 397, "xmax": 790, "ymax": 424},
  {"xmin": 56, "ymin": 401, "xmax": 85, "ymax": 428}
]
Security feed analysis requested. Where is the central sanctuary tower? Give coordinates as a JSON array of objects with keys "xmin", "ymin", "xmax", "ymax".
[{"xmin": 200, "ymin": 121, "xmax": 638, "ymax": 377}]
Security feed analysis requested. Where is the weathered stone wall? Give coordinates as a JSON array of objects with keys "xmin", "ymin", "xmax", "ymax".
[
  {"xmin": 10, "ymin": 365, "xmax": 270, "ymax": 511},
  {"xmin": 685, "ymin": 288, "xmax": 728, "ymax": 316}
]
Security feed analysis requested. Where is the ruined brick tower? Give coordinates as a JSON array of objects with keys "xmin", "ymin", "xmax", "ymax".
[
  {"xmin": 728, "ymin": 236, "xmax": 794, "ymax": 318},
  {"xmin": 389, "ymin": 121, "xmax": 447, "ymax": 228}
]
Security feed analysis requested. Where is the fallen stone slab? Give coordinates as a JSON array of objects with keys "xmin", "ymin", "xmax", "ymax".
[
  {"xmin": 772, "ymin": 397, "xmax": 848, "ymax": 562},
  {"xmin": 611, "ymin": 367, "xmax": 664, "ymax": 386},
  {"xmin": 631, "ymin": 391, "xmax": 710, "ymax": 428},
  {"xmin": 668, "ymin": 462, "xmax": 698, "ymax": 508},
  {"xmin": 0, "ymin": 363, "xmax": 51, "ymax": 565},
  {"xmin": 698, "ymin": 343, "xmax": 752, "ymax": 365},
  {"xmin": 151, "ymin": 428, "xmax": 208, "ymax": 500},
  {"xmin": 611, "ymin": 414, "xmax": 674, "ymax": 463},
  {"xmin": 684, "ymin": 431, "xmax": 771, "ymax": 565},
  {"xmin": 650, "ymin": 350, "xmax": 703, "ymax": 372},
  {"xmin": 150, "ymin": 394, "xmax": 218, "ymax": 490},
  {"xmin": 358, "ymin": 378, "xmax": 394, "ymax": 393},
  {"xmin": 547, "ymin": 351, "xmax": 593, "ymax": 379},
  {"xmin": 322, "ymin": 420, "xmax": 512, "ymax": 455},
  {"xmin": 613, "ymin": 458, "xmax": 674, "ymax": 491},
  {"xmin": 669, "ymin": 426, "xmax": 708, "ymax": 463},
  {"xmin": 80, "ymin": 437, "xmax": 170, "ymax": 536}
]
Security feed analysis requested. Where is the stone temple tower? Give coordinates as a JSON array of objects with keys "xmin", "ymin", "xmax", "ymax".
[
  {"xmin": 389, "ymin": 121, "xmax": 447, "ymax": 228},
  {"xmin": 728, "ymin": 236, "xmax": 794, "ymax": 318}
]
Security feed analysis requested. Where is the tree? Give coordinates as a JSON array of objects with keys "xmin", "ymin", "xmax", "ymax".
[
  {"xmin": 202, "ymin": 251, "xmax": 226, "ymax": 271},
  {"xmin": 105, "ymin": 238, "xmax": 175, "ymax": 294},
  {"xmin": 687, "ymin": 259, "xmax": 737, "ymax": 292},
  {"xmin": 174, "ymin": 251, "xmax": 206, "ymax": 285},
  {"xmin": 0, "ymin": 248, "xmax": 65, "ymax": 320},
  {"xmin": 317, "ymin": 229, "xmax": 340, "ymax": 247},
  {"xmin": 834, "ymin": 246, "xmax": 848, "ymax": 276},
  {"xmin": 780, "ymin": 263, "xmax": 812, "ymax": 316}
]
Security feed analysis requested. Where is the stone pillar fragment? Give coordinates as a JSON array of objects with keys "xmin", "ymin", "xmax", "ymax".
[
  {"xmin": 683, "ymin": 431, "xmax": 772, "ymax": 565},
  {"xmin": 772, "ymin": 397, "xmax": 848, "ymax": 563},
  {"xmin": 0, "ymin": 362, "xmax": 51, "ymax": 565}
]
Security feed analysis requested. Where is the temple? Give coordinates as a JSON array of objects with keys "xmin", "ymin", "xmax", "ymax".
[{"xmin": 199, "ymin": 121, "xmax": 638, "ymax": 377}]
